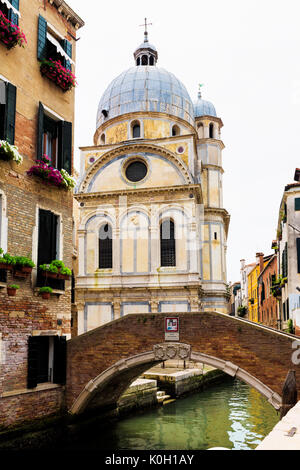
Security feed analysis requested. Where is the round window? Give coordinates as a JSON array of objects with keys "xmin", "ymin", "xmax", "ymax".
[{"xmin": 125, "ymin": 160, "xmax": 148, "ymax": 182}]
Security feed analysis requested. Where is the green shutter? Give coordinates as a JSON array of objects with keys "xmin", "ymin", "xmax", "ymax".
[
  {"xmin": 37, "ymin": 102, "xmax": 44, "ymax": 159},
  {"xmin": 295, "ymin": 198, "xmax": 300, "ymax": 211},
  {"xmin": 8, "ymin": 0, "xmax": 19, "ymax": 25},
  {"xmin": 61, "ymin": 39, "xmax": 72, "ymax": 71},
  {"xmin": 37, "ymin": 15, "xmax": 47, "ymax": 60},
  {"xmin": 53, "ymin": 336, "xmax": 67, "ymax": 385},
  {"xmin": 57, "ymin": 120, "xmax": 72, "ymax": 173},
  {"xmin": 5, "ymin": 83, "xmax": 16, "ymax": 144},
  {"xmin": 297, "ymin": 239, "xmax": 300, "ymax": 274},
  {"xmin": 27, "ymin": 336, "xmax": 39, "ymax": 389}
]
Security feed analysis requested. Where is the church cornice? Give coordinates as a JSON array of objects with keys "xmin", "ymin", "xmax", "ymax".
[
  {"xmin": 79, "ymin": 142, "xmax": 195, "ymax": 193},
  {"xmin": 202, "ymin": 164, "xmax": 225, "ymax": 174},
  {"xmin": 204, "ymin": 207, "xmax": 230, "ymax": 235},
  {"xmin": 75, "ymin": 183, "xmax": 202, "ymax": 202},
  {"xmin": 94, "ymin": 111, "xmax": 197, "ymax": 144},
  {"xmin": 197, "ymin": 138, "xmax": 225, "ymax": 150}
]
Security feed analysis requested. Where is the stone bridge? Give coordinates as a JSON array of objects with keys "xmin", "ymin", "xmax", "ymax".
[{"xmin": 66, "ymin": 312, "xmax": 300, "ymax": 416}]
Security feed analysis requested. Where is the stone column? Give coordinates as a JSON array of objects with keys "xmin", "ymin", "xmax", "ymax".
[
  {"xmin": 78, "ymin": 230, "xmax": 87, "ymax": 276},
  {"xmin": 113, "ymin": 228, "xmax": 120, "ymax": 275},
  {"xmin": 76, "ymin": 301, "xmax": 85, "ymax": 335},
  {"xmin": 113, "ymin": 299, "xmax": 121, "ymax": 320},
  {"xmin": 150, "ymin": 300, "xmax": 159, "ymax": 314},
  {"xmin": 150, "ymin": 226, "xmax": 159, "ymax": 274}
]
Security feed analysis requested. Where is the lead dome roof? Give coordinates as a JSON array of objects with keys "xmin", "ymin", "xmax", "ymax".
[{"xmin": 96, "ymin": 66, "xmax": 195, "ymax": 129}]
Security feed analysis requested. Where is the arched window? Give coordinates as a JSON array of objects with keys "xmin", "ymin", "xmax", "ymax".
[
  {"xmin": 160, "ymin": 219, "xmax": 176, "ymax": 267},
  {"xmin": 99, "ymin": 224, "xmax": 112, "ymax": 269},
  {"xmin": 149, "ymin": 56, "xmax": 154, "ymax": 66},
  {"xmin": 131, "ymin": 121, "xmax": 141, "ymax": 138},
  {"xmin": 100, "ymin": 133, "xmax": 105, "ymax": 144},
  {"xmin": 142, "ymin": 55, "xmax": 148, "ymax": 66},
  {"xmin": 209, "ymin": 123, "xmax": 214, "ymax": 139},
  {"xmin": 137, "ymin": 57, "xmax": 140, "ymax": 66},
  {"xmin": 172, "ymin": 124, "xmax": 180, "ymax": 137},
  {"xmin": 197, "ymin": 123, "xmax": 204, "ymax": 139}
]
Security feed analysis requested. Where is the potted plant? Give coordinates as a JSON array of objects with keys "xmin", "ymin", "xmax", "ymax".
[
  {"xmin": 7, "ymin": 284, "xmax": 19, "ymax": 297},
  {"xmin": 13, "ymin": 256, "xmax": 35, "ymax": 276},
  {"xmin": 39, "ymin": 286, "xmax": 53, "ymax": 300},
  {"xmin": 0, "ymin": 10, "xmax": 27, "ymax": 50},
  {"xmin": 249, "ymin": 298, "xmax": 254, "ymax": 305},
  {"xmin": 27, "ymin": 155, "xmax": 76, "ymax": 190},
  {"xmin": 58, "ymin": 266, "xmax": 72, "ymax": 280},
  {"xmin": 39, "ymin": 58, "xmax": 76, "ymax": 92},
  {"xmin": 0, "ymin": 140, "xmax": 23, "ymax": 164},
  {"xmin": 39, "ymin": 264, "xmax": 59, "ymax": 279},
  {"xmin": 0, "ymin": 249, "xmax": 15, "ymax": 271}
]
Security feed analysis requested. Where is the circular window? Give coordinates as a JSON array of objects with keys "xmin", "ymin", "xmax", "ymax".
[{"xmin": 125, "ymin": 160, "xmax": 148, "ymax": 182}]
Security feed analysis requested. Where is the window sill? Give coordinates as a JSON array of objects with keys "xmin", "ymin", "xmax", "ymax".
[
  {"xmin": 0, "ymin": 282, "xmax": 7, "ymax": 289},
  {"xmin": 1, "ymin": 383, "xmax": 62, "ymax": 398},
  {"xmin": 34, "ymin": 288, "xmax": 65, "ymax": 296}
]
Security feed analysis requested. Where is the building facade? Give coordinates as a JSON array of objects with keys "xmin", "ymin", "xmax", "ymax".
[
  {"xmin": 276, "ymin": 169, "xmax": 300, "ymax": 333},
  {"xmin": 247, "ymin": 253, "xmax": 271, "ymax": 323},
  {"xmin": 0, "ymin": 0, "xmax": 83, "ymax": 429},
  {"xmin": 75, "ymin": 32, "xmax": 230, "ymax": 335},
  {"xmin": 257, "ymin": 254, "xmax": 278, "ymax": 329}
]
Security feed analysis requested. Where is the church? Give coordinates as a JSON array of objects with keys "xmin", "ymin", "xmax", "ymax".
[{"xmin": 74, "ymin": 25, "xmax": 230, "ymax": 335}]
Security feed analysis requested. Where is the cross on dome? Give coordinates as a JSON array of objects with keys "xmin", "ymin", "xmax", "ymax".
[{"xmin": 134, "ymin": 17, "xmax": 158, "ymax": 66}]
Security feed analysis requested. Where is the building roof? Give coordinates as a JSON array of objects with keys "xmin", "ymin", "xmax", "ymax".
[
  {"xmin": 96, "ymin": 66, "xmax": 195, "ymax": 129},
  {"xmin": 193, "ymin": 96, "xmax": 217, "ymax": 118}
]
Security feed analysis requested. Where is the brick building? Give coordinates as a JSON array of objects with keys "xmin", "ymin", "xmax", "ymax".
[
  {"xmin": 0, "ymin": 0, "xmax": 84, "ymax": 430},
  {"xmin": 257, "ymin": 254, "xmax": 278, "ymax": 329}
]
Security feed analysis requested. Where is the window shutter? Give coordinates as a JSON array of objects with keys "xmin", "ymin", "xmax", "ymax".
[
  {"xmin": 57, "ymin": 120, "xmax": 72, "ymax": 173},
  {"xmin": 37, "ymin": 15, "xmax": 47, "ymax": 60},
  {"xmin": 53, "ymin": 336, "xmax": 67, "ymax": 385},
  {"xmin": 8, "ymin": 0, "xmax": 19, "ymax": 25},
  {"xmin": 27, "ymin": 336, "xmax": 39, "ymax": 389},
  {"xmin": 4, "ymin": 82, "xmax": 16, "ymax": 145},
  {"xmin": 38, "ymin": 209, "xmax": 58, "ymax": 265},
  {"xmin": 61, "ymin": 39, "xmax": 72, "ymax": 71},
  {"xmin": 295, "ymin": 198, "xmax": 300, "ymax": 211},
  {"xmin": 37, "ymin": 102, "xmax": 44, "ymax": 159},
  {"xmin": 297, "ymin": 239, "xmax": 300, "ymax": 274},
  {"xmin": 160, "ymin": 219, "xmax": 176, "ymax": 267}
]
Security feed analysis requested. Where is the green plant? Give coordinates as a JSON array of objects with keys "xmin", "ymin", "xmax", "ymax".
[
  {"xmin": 237, "ymin": 306, "xmax": 247, "ymax": 318},
  {"xmin": 0, "ymin": 252, "xmax": 16, "ymax": 265},
  {"xmin": 249, "ymin": 298, "xmax": 254, "ymax": 305},
  {"xmin": 39, "ymin": 264, "xmax": 59, "ymax": 273},
  {"xmin": 39, "ymin": 286, "xmax": 53, "ymax": 294},
  {"xmin": 7, "ymin": 284, "xmax": 20, "ymax": 290},
  {"xmin": 50, "ymin": 260, "xmax": 65, "ymax": 269},
  {"xmin": 60, "ymin": 266, "xmax": 72, "ymax": 276},
  {"xmin": 13, "ymin": 256, "xmax": 35, "ymax": 268},
  {"xmin": 287, "ymin": 319, "xmax": 295, "ymax": 335},
  {"xmin": 0, "ymin": 140, "xmax": 23, "ymax": 164}
]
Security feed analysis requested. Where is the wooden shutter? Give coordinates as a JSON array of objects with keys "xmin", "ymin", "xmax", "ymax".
[
  {"xmin": 8, "ymin": 0, "xmax": 19, "ymax": 25},
  {"xmin": 53, "ymin": 336, "xmax": 67, "ymax": 385},
  {"xmin": 4, "ymin": 82, "xmax": 16, "ymax": 144},
  {"xmin": 27, "ymin": 336, "xmax": 39, "ymax": 389},
  {"xmin": 297, "ymin": 239, "xmax": 300, "ymax": 274},
  {"xmin": 61, "ymin": 39, "xmax": 72, "ymax": 71},
  {"xmin": 38, "ymin": 209, "xmax": 58, "ymax": 266},
  {"xmin": 37, "ymin": 102, "xmax": 44, "ymax": 159},
  {"xmin": 37, "ymin": 15, "xmax": 47, "ymax": 60},
  {"xmin": 57, "ymin": 120, "xmax": 72, "ymax": 173},
  {"xmin": 295, "ymin": 198, "xmax": 300, "ymax": 211}
]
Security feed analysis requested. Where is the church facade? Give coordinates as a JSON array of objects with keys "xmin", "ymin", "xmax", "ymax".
[{"xmin": 75, "ymin": 31, "xmax": 230, "ymax": 335}]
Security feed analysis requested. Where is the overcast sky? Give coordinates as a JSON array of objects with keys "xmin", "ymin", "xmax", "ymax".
[{"xmin": 67, "ymin": 0, "xmax": 300, "ymax": 283}]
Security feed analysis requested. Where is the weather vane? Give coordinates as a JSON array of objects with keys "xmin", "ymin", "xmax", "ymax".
[
  {"xmin": 140, "ymin": 17, "xmax": 152, "ymax": 42},
  {"xmin": 198, "ymin": 83, "xmax": 204, "ymax": 98}
]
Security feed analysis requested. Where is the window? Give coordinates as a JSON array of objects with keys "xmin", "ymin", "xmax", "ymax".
[
  {"xmin": 37, "ymin": 15, "xmax": 73, "ymax": 71},
  {"xmin": 27, "ymin": 335, "xmax": 66, "ymax": 389},
  {"xmin": 160, "ymin": 219, "xmax": 176, "ymax": 267},
  {"xmin": 282, "ymin": 243, "xmax": 288, "ymax": 278},
  {"xmin": 0, "ymin": 79, "xmax": 16, "ymax": 144},
  {"xmin": 37, "ymin": 102, "xmax": 72, "ymax": 173},
  {"xmin": 295, "ymin": 198, "xmax": 300, "ymax": 211},
  {"xmin": 36, "ymin": 209, "xmax": 64, "ymax": 290},
  {"xmin": 100, "ymin": 133, "xmax": 105, "ymax": 144},
  {"xmin": 99, "ymin": 224, "xmax": 112, "ymax": 269},
  {"xmin": 209, "ymin": 123, "xmax": 214, "ymax": 139},
  {"xmin": 297, "ymin": 239, "xmax": 300, "ymax": 274},
  {"xmin": 141, "ymin": 55, "xmax": 148, "ymax": 65},
  {"xmin": 125, "ymin": 160, "xmax": 148, "ymax": 182},
  {"xmin": 172, "ymin": 125, "xmax": 180, "ymax": 137},
  {"xmin": 0, "ymin": 0, "xmax": 19, "ymax": 25},
  {"xmin": 131, "ymin": 121, "xmax": 141, "ymax": 138}
]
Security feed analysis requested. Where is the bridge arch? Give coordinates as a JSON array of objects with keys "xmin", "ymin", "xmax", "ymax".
[{"xmin": 66, "ymin": 312, "xmax": 299, "ymax": 417}]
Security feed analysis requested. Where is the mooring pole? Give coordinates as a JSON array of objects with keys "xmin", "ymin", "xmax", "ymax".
[{"xmin": 280, "ymin": 370, "xmax": 297, "ymax": 419}]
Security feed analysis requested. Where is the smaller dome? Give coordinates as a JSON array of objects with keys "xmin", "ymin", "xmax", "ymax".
[
  {"xmin": 134, "ymin": 41, "xmax": 157, "ymax": 53},
  {"xmin": 194, "ymin": 95, "xmax": 217, "ymax": 118}
]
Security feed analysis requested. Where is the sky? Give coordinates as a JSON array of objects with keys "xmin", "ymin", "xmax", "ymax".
[{"xmin": 67, "ymin": 0, "xmax": 300, "ymax": 283}]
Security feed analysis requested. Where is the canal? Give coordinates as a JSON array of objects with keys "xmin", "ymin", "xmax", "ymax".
[{"xmin": 64, "ymin": 377, "xmax": 279, "ymax": 450}]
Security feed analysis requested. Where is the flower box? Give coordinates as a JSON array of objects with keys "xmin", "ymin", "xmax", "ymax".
[
  {"xmin": 41, "ymin": 292, "xmax": 51, "ymax": 300},
  {"xmin": 14, "ymin": 265, "xmax": 33, "ymax": 274},
  {"xmin": 0, "ymin": 11, "xmax": 27, "ymax": 50},
  {"xmin": 0, "ymin": 141, "xmax": 23, "ymax": 164},
  {"xmin": 40, "ymin": 59, "xmax": 76, "ymax": 92},
  {"xmin": 41, "ymin": 270, "xmax": 58, "ymax": 280},
  {"xmin": 57, "ymin": 273, "xmax": 70, "ymax": 280},
  {"xmin": 27, "ymin": 155, "xmax": 76, "ymax": 191},
  {"xmin": 0, "ymin": 262, "xmax": 13, "ymax": 271}
]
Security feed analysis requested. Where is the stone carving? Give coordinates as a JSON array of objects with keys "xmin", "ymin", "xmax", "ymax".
[{"xmin": 153, "ymin": 343, "xmax": 191, "ymax": 361}]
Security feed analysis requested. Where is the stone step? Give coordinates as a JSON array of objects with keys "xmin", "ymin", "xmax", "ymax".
[
  {"xmin": 163, "ymin": 399, "xmax": 176, "ymax": 405},
  {"xmin": 156, "ymin": 391, "xmax": 166, "ymax": 397},
  {"xmin": 157, "ymin": 394, "xmax": 171, "ymax": 403}
]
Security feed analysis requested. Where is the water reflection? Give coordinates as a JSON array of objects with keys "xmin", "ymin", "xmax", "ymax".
[{"xmin": 68, "ymin": 377, "xmax": 279, "ymax": 450}]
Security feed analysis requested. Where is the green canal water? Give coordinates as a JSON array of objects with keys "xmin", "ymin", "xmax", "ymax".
[{"xmin": 67, "ymin": 378, "xmax": 279, "ymax": 451}]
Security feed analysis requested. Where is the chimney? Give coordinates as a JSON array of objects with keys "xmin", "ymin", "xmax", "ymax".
[
  {"xmin": 256, "ymin": 252, "xmax": 264, "ymax": 273},
  {"xmin": 240, "ymin": 259, "xmax": 245, "ymax": 270}
]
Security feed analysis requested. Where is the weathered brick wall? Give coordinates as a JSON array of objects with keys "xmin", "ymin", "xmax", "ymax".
[
  {"xmin": 0, "ymin": 386, "xmax": 63, "ymax": 429},
  {"xmin": 258, "ymin": 256, "xmax": 278, "ymax": 329},
  {"xmin": 66, "ymin": 312, "xmax": 300, "ymax": 411}
]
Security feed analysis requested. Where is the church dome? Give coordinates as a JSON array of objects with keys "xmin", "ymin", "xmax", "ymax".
[
  {"xmin": 193, "ymin": 95, "xmax": 217, "ymax": 118},
  {"xmin": 96, "ymin": 66, "xmax": 195, "ymax": 129}
]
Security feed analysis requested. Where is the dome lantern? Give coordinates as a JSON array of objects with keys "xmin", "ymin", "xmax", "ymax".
[{"xmin": 134, "ymin": 18, "xmax": 158, "ymax": 66}]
